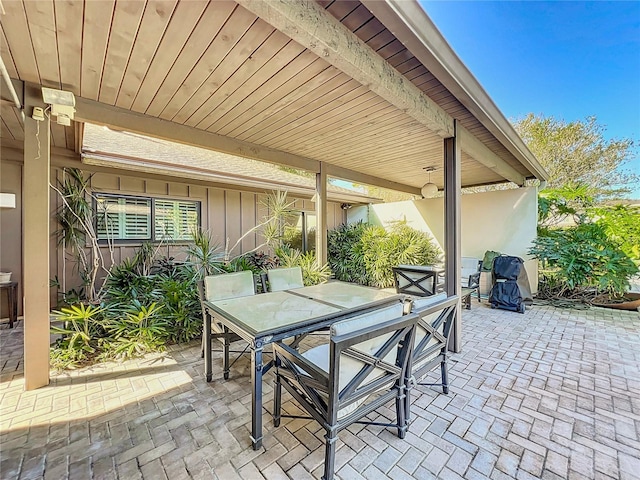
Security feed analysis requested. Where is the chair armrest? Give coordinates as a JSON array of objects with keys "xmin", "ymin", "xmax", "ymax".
[
  {"xmin": 273, "ymin": 342, "xmax": 329, "ymax": 390},
  {"xmin": 468, "ymin": 271, "xmax": 481, "ymax": 289}
]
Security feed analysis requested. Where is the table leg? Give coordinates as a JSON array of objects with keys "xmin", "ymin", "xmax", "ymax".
[
  {"xmin": 204, "ymin": 310, "xmax": 212, "ymax": 382},
  {"xmin": 251, "ymin": 341, "xmax": 264, "ymax": 450},
  {"xmin": 223, "ymin": 326, "xmax": 231, "ymax": 380},
  {"xmin": 9, "ymin": 284, "xmax": 17, "ymax": 328}
]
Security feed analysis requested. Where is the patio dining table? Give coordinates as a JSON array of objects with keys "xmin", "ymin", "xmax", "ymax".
[{"xmin": 202, "ymin": 281, "xmax": 403, "ymax": 450}]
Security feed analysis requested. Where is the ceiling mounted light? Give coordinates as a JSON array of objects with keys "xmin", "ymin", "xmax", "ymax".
[
  {"xmin": 41, "ymin": 87, "xmax": 76, "ymax": 126},
  {"xmin": 421, "ymin": 166, "xmax": 438, "ymax": 198}
]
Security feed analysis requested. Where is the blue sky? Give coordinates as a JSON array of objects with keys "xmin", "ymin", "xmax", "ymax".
[{"xmin": 420, "ymin": 0, "xmax": 640, "ymax": 197}]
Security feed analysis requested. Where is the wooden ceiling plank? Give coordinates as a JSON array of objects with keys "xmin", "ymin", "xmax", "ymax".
[
  {"xmin": 204, "ymin": 53, "xmax": 329, "ymax": 133},
  {"xmin": 236, "ymin": 0, "xmax": 454, "ymax": 138},
  {"xmin": 1, "ymin": 116, "xmax": 14, "ymax": 141},
  {"xmin": 323, "ymin": 0, "xmax": 361, "ymax": 21},
  {"xmin": 227, "ymin": 66, "xmax": 347, "ymax": 139},
  {"xmin": 74, "ymin": 96, "xmax": 320, "ymax": 173},
  {"xmin": 324, "ymin": 163, "xmax": 420, "ymax": 196},
  {"xmin": 115, "ymin": 0, "xmax": 178, "ymax": 109},
  {"xmin": 98, "ymin": 0, "xmax": 146, "ymax": 105},
  {"xmin": 352, "ymin": 16, "xmax": 386, "ymax": 44},
  {"xmin": 54, "ymin": 0, "xmax": 83, "ymax": 95},
  {"xmin": 144, "ymin": 1, "xmax": 239, "ymax": 117},
  {"xmin": 244, "ymin": 78, "xmax": 365, "ymax": 144},
  {"xmin": 161, "ymin": 17, "xmax": 282, "ymax": 123},
  {"xmin": 181, "ymin": 38, "xmax": 305, "ymax": 128},
  {"xmin": 274, "ymin": 95, "xmax": 406, "ymax": 151},
  {"xmin": 0, "ymin": 104, "xmax": 24, "ymax": 141},
  {"xmin": 1, "ymin": 0, "xmax": 40, "ymax": 84},
  {"xmin": 233, "ymin": 70, "xmax": 354, "ymax": 141},
  {"xmin": 23, "ymin": 0, "xmax": 60, "ymax": 87},
  {"xmin": 341, "ymin": 4, "xmax": 373, "ymax": 32},
  {"xmin": 266, "ymin": 92, "xmax": 389, "ymax": 151},
  {"xmin": 81, "ymin": 0, "xmax": 115, "ymax": 100},
  {"xmin": 129, "ymin": 0, "xmax": 209, "ymax": 113},
  {"xmin": 279, "ymin": 106, "xmax": 410, "ymax": 156},
  {"xmin": 0, "ymin": 23, "xmax": 18, "ymax": 78}
]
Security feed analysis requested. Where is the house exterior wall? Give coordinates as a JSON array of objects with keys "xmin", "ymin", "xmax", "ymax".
[
  {"xmin": 351, "ymin": 187, "xmax": 539, "ymax": 294},
  {"xmin": 0, "ymin": 151, "xmax": 346, "ymax": 317}
]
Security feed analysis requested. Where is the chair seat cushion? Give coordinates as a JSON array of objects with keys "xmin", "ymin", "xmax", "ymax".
[{"xmin": 302, "ymin": 344, "xmax": 393, "ymax": 419}]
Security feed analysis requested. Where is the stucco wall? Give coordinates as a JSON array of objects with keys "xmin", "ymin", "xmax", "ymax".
[
  {"xmin": 350, "ymin": 187, "xmax": 539, "ymax": 294},
  {"xmin": 0, "ymin": 151, "xmax": 346, "ymax": 317}
]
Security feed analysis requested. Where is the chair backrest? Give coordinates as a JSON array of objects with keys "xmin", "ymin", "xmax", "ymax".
[
  {"xmin": 266, "ymin": 266, "xmax": 304, "ymax": 292},
  {"xmin": 204, "ymin": 271, "xmax": 255, "ymax": 302},
  {"xmin": 392, "ymin": 265, "xmax": 440, "ymax": 296},
  {"xmin": 410, "ymin": 295, "xmax": 458, "ymax": 376},
  {"xmin": 461, "ymin": 257, "xmax": 482, "ymax": 288},
  {"xmin": 326, "ymin": 301, "xmax": 415, "ymax": 421}
]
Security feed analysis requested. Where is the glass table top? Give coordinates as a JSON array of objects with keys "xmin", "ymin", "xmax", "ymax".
[
  {"xmin": 210, "ymin": 291, "xmax": 341, "ymax": 336},
  {"xmin": 287, "ymin": 282, "xmax": 397, "ymax": 308}
]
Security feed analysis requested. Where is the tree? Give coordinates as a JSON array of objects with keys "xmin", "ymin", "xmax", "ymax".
[{"xmin": 514, "ymin": 114, "xmax": 638, "ymax": 200}]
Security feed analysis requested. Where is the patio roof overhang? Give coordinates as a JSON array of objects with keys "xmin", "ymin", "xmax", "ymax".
[
  {"xmin": 0, "ymin": 0, "xmax": 547, "ymax": 193},
  {"xmin": 0, "ymin": 0, "xmax": 549, "ymax": 390}
]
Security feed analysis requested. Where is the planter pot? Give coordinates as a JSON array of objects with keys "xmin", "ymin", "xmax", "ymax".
[
  {"xmin": 0, "ymin": 272, "xmax": 11, "ymax": 283},
  {"xmin": 591, "ymin": 293, "xmax": 640, "ymax": 311}
]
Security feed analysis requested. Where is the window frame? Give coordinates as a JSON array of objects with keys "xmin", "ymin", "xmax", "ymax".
[{"xmin": 93, "ymin": 193, "xmax": 201, "ymax": 244}]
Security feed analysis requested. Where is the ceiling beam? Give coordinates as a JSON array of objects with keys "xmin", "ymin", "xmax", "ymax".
[
  {"xmin": 74, "ymin": 96, "xmax": 319, "ymax": 172},
  {"xmin": 324, "ymin": 163, "xmax": 421, "ymax": 196},
  {"xmin": 236, "ymin": 0, "xmax": 454, "ymax": 139},
  {"xmin": 73, "ymin": 95, "xmax": 418, "ymax": 195},
  {"xmin": 457, "ymin": 124, "xmax": 525, "ymax": 186},
  {"xmin": 362, "ymin": 0, "xmax": 548, "ymax": 182}
]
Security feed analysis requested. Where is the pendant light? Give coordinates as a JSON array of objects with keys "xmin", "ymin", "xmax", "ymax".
[{"xmin": 421, "ymin": 166, "xmax": 438, "ymax": 198}]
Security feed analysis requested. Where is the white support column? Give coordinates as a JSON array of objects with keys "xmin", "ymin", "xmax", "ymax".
[
  {"xmin": 315, "ymin": 162, "xmax": 328, "ymax": 266},
  {"xmin": 23, "ymin": 84, "xmax": 51, "ymax": 390},
  {"xmin": 444, "ymin": 120, "xmax": 462, "ymax": 353}
]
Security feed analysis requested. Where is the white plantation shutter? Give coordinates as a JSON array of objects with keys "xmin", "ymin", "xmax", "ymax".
[
  {"xmin": 96, "ymin": 195, "xmax": 199, "ymax": 242},
  {"xmin": 154, "ymin": 200, "xmax": 199, "ymax": 241},
  {"xmin": 96, "ymin": 196, "xmax": 151, "ymax": 240}
]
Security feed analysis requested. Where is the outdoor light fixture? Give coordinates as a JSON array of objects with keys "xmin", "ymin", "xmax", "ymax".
[
  {"xmin": 421, "ymin": 166, "xmax": 438, "ymax": 198},
  {"xmin": 41, "ymin": 87, "xmax": 76, "ymax": 126}
]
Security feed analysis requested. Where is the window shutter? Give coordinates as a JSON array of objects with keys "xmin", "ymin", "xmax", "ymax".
[
  {"xmin": 96, "ymin": 196, "xmax": 151, "ymax": 241},
  {"xmin": 154, "ymin": 200, "xmax": 199, "ymax": 241}
]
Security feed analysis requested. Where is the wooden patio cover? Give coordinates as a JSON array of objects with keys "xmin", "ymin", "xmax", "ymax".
[{"xmin": 0, "ymin": 0, "xmax": 547, "ymax": 389}]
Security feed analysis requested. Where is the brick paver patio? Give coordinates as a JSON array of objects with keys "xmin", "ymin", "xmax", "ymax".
[{"xmin": 1, "ymin": 302, "xmax": 639, "ymax": 479}]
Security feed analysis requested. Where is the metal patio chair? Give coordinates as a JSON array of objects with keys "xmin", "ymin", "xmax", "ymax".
[
  {"xmin": 403, "ymin": 293, "xmax": 458, "ymax": 424},
  {"xmin": 262, "ymin": 266, "xmax": 304, "ymax": 292},
  {"xmin": 272, "ymin": 300, "xmax": 416, "ymax": 480},
  {"xmin": 199, "ymin": 270, "xmax": 255, "ymax": 379}
]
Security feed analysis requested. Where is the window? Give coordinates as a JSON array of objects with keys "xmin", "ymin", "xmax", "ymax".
[
  {"xmin": 283, "ymin": 212, "xmax": 316, "ymax": 253},
  {"xmin": 95, "ymin": 194, "xmax": 200, "ymax": 242}
]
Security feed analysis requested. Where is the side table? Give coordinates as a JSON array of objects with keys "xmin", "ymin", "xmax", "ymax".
[{"xmin": 0, "ymin": 281, "xmax": 18, "ymax": 328}]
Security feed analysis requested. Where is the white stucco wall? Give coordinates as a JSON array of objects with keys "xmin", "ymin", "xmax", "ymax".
[{"xmin": 351, "ymin": 187, "xmax": 539, "ymax": 294}]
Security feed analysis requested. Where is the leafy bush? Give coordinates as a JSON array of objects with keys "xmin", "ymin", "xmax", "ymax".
[
  {"xmin": 360, "ymin": 223, "xmax": 442, "ymax": 288},
  {"xmin": 327, "ymin": 221, "xmax": 368, "ymax": 284},
  {"xmin": 50, "ymin": 304, "xmax": 105, "ymax": 370},
  {"xmin": 529, "ymin": 222, "xmax": 638, "ymax": 298},
  {"xmin": 276, "ymin": 246, "xmax": 332, "ymax": 286},
  {"xmin": 592, "ymin": 205, "xmax": 640, "ymax": 264}
]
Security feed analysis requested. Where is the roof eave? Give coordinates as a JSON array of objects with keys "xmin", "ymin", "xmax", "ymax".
[{"xmin": 361, "ymin": 0, "xmax": 549, "ymax": 182}]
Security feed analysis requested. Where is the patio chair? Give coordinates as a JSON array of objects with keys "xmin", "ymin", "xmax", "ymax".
[
  {"xmin": 404, "ymin": 293, "xmax": 458, "ymax": 424},
  {"xmin": 392, "ymin": 264, "xmax": 443, "ymax": 297},
  {"xmin": 262, "ymin": 266, "xmax": 304, "ymax": 292},
  {"xmin": 272, "ymin": 300, "xmax": 416, "ymax": 480},
  {"xmin": 199, "ymin": 271, "xmax": 256, "ymax": 379},
  {"xmin": 460, "ymin": 257, "xmax": 482, "ymax": 308}
]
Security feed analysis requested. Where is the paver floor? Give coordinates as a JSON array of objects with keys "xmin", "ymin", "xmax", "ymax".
[{"xmin": 1, "ymin": 301, "xmax": 639, "ymax": 479}]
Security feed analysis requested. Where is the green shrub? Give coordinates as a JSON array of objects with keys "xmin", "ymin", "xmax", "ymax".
[
  {"xmin": 327, "ymin": 221, "xmax": 368, "ymax": 284},
  {"xmin": 529, "ymin": 222, "xmax": 638, "ymax": 298},
  {"xmin": 276, "ymin": 246, "xmax": 332, "ymax": 286},
  {"xmin": 592, "ymin": 205, "xmax": 640, "ymax": 263},
  {"xmin": 360, "ymin": 223, "xmax": 442, "ymax": 288}
]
